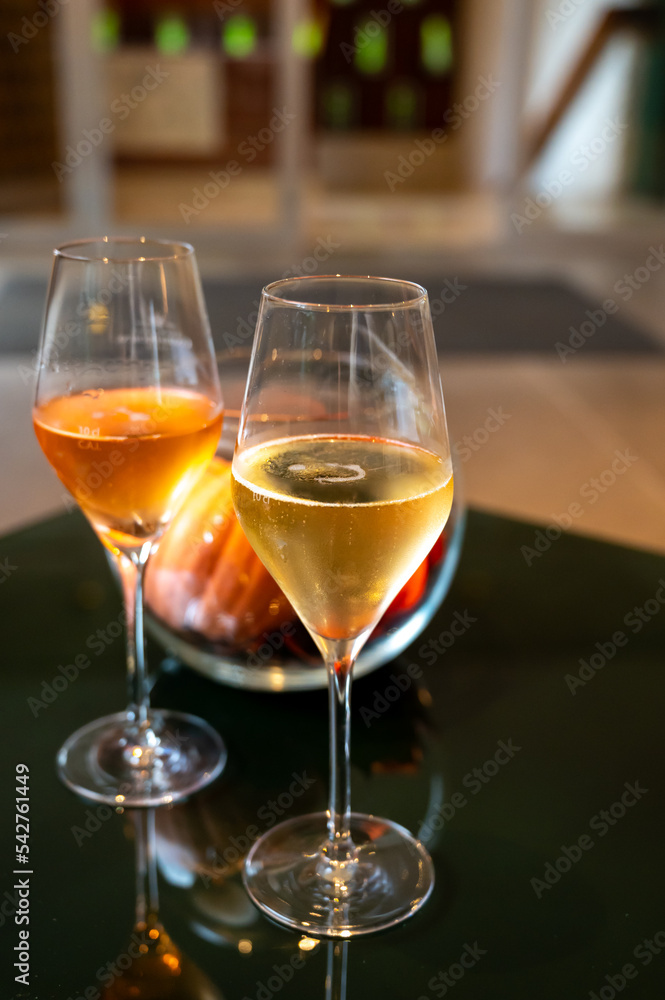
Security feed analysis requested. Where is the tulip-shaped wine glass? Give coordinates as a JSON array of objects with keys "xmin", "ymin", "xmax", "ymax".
[
  {"xmin": 231, "ymin": 276, "xmax": 453, "ymax": 936},
  {"xmin": 33, "ymin": 237, "xmax": 226, "ymax": 806}
]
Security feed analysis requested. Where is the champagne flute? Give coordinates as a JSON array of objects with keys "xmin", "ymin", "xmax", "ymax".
[
  {"xmin": 231, "ymin": 276, "xmax": 453, "ymax": 936},
  {"xmin": 33, "ymin": 237, "xmax": 226, "ymax": 807}
]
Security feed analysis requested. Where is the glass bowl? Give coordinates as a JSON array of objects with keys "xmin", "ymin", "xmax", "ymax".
[{"xmin": 144, "ymin": 354, "xmax": 465, "ymax": 691}]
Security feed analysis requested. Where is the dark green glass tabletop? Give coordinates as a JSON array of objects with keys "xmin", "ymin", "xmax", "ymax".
[{"xmin": 1, "ymin": 508, "xmax": 664, "ymax": 999}]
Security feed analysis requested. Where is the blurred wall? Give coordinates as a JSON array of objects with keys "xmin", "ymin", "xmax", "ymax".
[{"xmin": 526, "ymin": 0, "xmax": 642, "ymax": 201}]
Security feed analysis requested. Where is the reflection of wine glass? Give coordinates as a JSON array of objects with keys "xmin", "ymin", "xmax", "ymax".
[
  {"xmin": 101, "ymin": 810, "xmax": 224, "ymax": 1000},
  {"xmin": 231, "ymin": 276, "xmax": 453, "ymax": 936},
  {"xmin": 325, "ymin": 942, "xmax": 347, "ymax": 1000},
  {"xmin": 33, "ymin": 238, "xmax": 226, "ymax": 806}
]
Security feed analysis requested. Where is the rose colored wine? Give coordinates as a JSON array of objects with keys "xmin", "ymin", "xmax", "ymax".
[{"xmin": 34, "ymin": 387, "xmax": 222, "ymax": 550}]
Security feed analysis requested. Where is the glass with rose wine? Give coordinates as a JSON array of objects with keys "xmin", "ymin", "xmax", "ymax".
[
  {"xmin": 231, "ymin": 276, "xmax": 453, "ymax": 935},
  {"xmin": 32, "ymin": 238, "xmax": 226, "ymax": 806}
]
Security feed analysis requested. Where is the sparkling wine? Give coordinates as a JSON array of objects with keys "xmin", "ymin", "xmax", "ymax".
[
  {"xmin": 33, "ymin": 387, "xmax": 222, "ymax": 549},
  {"xmin": 232, "ymin": 435, "xmax": 453, "ymax": 641}
]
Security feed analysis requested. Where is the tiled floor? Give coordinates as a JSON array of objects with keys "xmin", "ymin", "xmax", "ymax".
[{"xmin": 443, "ymin": 356, "xmax": 665, "ymax": 554}]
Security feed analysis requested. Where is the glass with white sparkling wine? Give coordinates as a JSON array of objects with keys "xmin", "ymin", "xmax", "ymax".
[{"xmin": 231, "ymin": 276, "xmax": 453, "ymax": 936}]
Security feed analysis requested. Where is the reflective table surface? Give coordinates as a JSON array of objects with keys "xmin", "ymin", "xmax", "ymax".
[{"xmin": 1, "ymin": 508, "xmax": 664, "ymax": 999}]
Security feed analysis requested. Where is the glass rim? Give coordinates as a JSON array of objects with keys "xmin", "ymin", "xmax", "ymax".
[
  {"xmin": 53, "ymin": 236, "xmax": 195, "ymax": 263},
  {"xmin": 262, "ymin": 275, "xmax": 429, "ymax": 311}
]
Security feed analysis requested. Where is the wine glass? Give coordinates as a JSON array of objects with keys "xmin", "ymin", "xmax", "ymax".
[
  {"xmin": 33, "ymin": 237, "xmax": 227, "ymax": 806},
  {"xmin": 231, "ymin": 276, "xmax": 453, "ymax": 936}
]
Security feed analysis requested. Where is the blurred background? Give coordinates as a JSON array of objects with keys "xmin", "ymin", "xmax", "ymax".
[{"xmin": 1, "ymin": 0, "xmax": 665, "ymax": 552}]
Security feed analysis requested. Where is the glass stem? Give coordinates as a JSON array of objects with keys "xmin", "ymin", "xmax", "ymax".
[
  {"xmin": 326, "ymin": 941, "xmax": 348, "ymax": 1000},
  {"xmin": 133, "ymin": 808, "xmax": 160, "ymax": 932},
  {"xmin": 116, "ymin": 541, "xmax": 153, "ymax": 729},
  {"xmin": 325, "ymin": 653, "xmax": 353, "ymax": 854}
]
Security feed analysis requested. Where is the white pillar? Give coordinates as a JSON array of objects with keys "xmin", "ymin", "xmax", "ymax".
[
  {"xmin": 52, "ymin": 0, "xmax": 111, "ymax": 231},
  {"xmin": 273, "ymin": 0, "xmax": 308, "ymax": 250},
  {"xmin": 485, "ymin": 0, "xmax": 536, "ymax": 192}
]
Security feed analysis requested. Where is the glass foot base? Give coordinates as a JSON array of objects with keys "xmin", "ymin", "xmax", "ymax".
[
  {"xmin": 57, "ymin": 709, "xmax": 226, "ymax": 807},
  {"xmin": 243, "ymin": 811, "xmax": 434, "ymax": 937}
]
